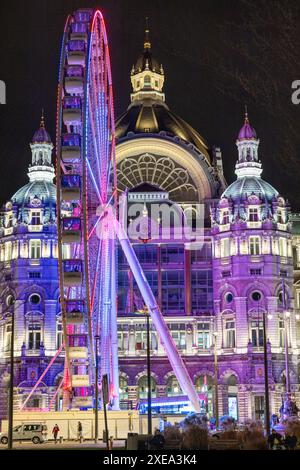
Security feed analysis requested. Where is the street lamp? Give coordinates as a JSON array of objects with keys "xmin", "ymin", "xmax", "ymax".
[
  {"xmin": 94, "ymin": 335, "xmax": 100, "ymax": 444},
  {"xmin": 213, "ymin": 331, "xmax": 219, "ymax": 430},
  {"xmin": 136, "ymin": 307, "xmax": 152, "ymax": 438},
  {"xmin": 7, "ymin": 295, "xmax": 15, "ymax": 450},
  {"xmin": 261, "ymin": 310, "xmax": 270, "ymax": 437}
]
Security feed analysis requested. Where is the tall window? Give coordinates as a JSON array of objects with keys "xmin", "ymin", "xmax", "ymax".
[
  {"xmin": 30, "ymin": 211, "xmax": 41, "ymax": 225},
  {"xmin": 249, "ymin": 208, "xmax": 259, "ymax": 222},
  {"xmin": 197, "ymin": 323, "xmax": 211, "ymax": 349},
  {"xmin": 4, "ymin": 323, "xmax": 12, "ymax": 351},
  {"xmin": 225, "ymin": 319, "xmax": 236, "ymax": 348},
  {"xmin": 138, "ymin": 376, "xmax": 157, "ymax": 399},
  {"xmin": 222, "ymin": 211, "xmax": 230, "ymax": 225},
  {"xmin": 220, "ymin": 238, "xmax": 230, "ymax": 257},
  {"xmin": 249, "ymin": 236, "xmax": 261, "ymax": 255},
  {"xmin": 118, "ymin": 325, "xmax": 129, "ymax": 352},
  {"xmin": 30, "ymin": 240, "xmax": 41, "ymax": 259},
  {"xmin": 170, "ymin": 324, "xmax": 186, "ymax": 350},
  {"xmin": 279, "ymin": 238, "xmax": 287, "ymax": 257},
  {"xmin": 28, "ymin": 322, "xmax": 41, "ymax": 350},
  {"xmin": 56, "ymin": 319, "xmax": 63, "ymax": 349},
  {"xmin": 251, "ymin": 320, "xmax": 264, "ymax": 347},
  {"xmin": 279, "ymin": 320, "xmax": 285, "ymax": 347},
  {"xmin": 119, "ymin": 376, "xmax": 128, "ymax": 400},
  {"xmin": 4, "ymin": 242, "xmax": 12, "ymax": 261}
]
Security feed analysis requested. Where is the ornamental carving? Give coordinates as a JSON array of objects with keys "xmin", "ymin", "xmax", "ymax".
[{"xmin": 117, "ymin": 153, "xmax": 198, "ymax": 202}]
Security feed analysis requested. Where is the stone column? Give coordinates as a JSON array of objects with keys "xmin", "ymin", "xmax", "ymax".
[{"xmin": 184, "ymin": 244, "xmax": 191, "ymax": 316}]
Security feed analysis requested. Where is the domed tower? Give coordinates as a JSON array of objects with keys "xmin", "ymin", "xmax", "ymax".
[
  {"xmin": 115, "ymin": 22, "xmax": 225, "ymax": 411},
  {"xmin": 0, "ymin": 114, "xmax": 63, "ymax": 418},
  {"xmin": 211, "ymin": 112, "xmax": 298, "ymax": 421}
]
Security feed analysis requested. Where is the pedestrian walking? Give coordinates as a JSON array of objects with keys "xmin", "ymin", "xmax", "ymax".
[
  {"xmin": 284, "ymin": 432, "xmax": 297, "ymax": 450},
  {"xmin": 268, "ymin": 429, "xmax": 283, "ymax": 450},
  {"xmin": 77, "ymin": 421, "xmax": 83, "ymax": 441},
  {"xmin": 52, "ymin": 424, "xmax": 60, "ymax": 443}
]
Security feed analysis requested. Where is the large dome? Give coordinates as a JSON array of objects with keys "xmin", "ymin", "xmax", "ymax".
[
  {"xmin": 222, "ymin": 176, "xmax": 278, "ymax": 202},
  {"xmin": 116, "ymin": 100, "xmax": 211, "ymax": 163},
  {"xmin": 12, "ymin": 180, "xmax": 56, "ymax": 207}
]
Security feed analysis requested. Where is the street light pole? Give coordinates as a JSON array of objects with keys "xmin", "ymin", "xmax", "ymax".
[
  {"xmin": 262, "ymin": 310, "xmax": 270, "ymax": 437},
  {"xmin": 282, "ymin": 280, "xmax": 291, "ymax": 394},
  {"xmin": 8, "ymin": 301, "xmax": 15, "ymax": 450},
  {"xmin": 146, "ymin": 310, "xmax": 152, "ymax": 437},
  {"xmin": 94, "ymin": 335, "xmax": 99, "ymax": 444},
  {"xmin": 213, "ymin": 332, "xmax": 219, "ymax": 430}
]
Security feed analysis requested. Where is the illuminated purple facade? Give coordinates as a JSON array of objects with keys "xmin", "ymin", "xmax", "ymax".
[{"xmin": 0, "ymin": 31, "xmax": 300, "ymax": 422}]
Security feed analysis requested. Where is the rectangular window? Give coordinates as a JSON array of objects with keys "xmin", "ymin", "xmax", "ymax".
[
  {"xmin": 4, "ymin": 242, "xmax": 12, "ymax": 261},
  {"xmin": 30, "ymin": 211, "xmax": 41, "ymax": 225},
  {"xmin": 254, "ymin": 396, "xmax": 265, "ymax": 422},
  {"xmin": 197, "ymin": 323, "xmax": 211, "ymax": 349},
  {"xmin": 29, "ymin": 240, "xmax": 41, "ymax": 259},
  {"xmin": 225, "ymin": 320, "xmax": 236, "ymax": 348},
  {"xmin": 29, "ymin": 272, "xmax": 41, "ymax": 279},
  {"xmin": 250, "ymin": 268, "xmax": 262, "ymax": 276},
  {"xmin": 279, "ymin": 238, "xmax": 287, "ymax": 257},
  {"xmin": 249, "ymin": 208, "xmax": 259, "ymax": 222},
  {"xmin": 28, "ymin": 322, "xmax": 41, "ymax": 350},
  {"xmin": 4, "ymin": 323, "xmax": 12, "ymax": 351},
  {"xmin": 220, "ymin": 238, "xmax": 230, "ymax": 257},
  {"xmin": 251, "ymin": 320, "xmax": 264, "ymax": 347},
  {"xmin": 56, "ymin": 321, "xmax": 63, "ymax": 349},
  {"xmin": 249, "ymin": 236, "xmax": 261, "ymax": 255},
  {"xmin": 222, "ymin": 211, "xmax": 230, "ymax": 225},
  {"xmin": 279, "ymin": 320, "xmax": 285, "ymax": 347},
  {"xmin": 222, "ymin": 271, "xmax": 231, "ymax": 278}
]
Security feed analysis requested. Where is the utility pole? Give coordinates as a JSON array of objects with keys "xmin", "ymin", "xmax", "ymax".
[
  {"xmin": 94, "ymin": 335, "xmax": 99, "ymax": 444},
  {"xmin": 262, "ymin": 310, "xmax": 270, "ymax": 437},
  {"xmin": 213, "ymin": 332, "xmax": 219, "ymax": 430},
  {"xmin": 8, "ymin": 297, "xmax": 15, "ymax": 449}
]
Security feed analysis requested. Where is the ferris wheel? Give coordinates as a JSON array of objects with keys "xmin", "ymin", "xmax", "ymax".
[
  {"xmin": 54, "ymin": 7, "xmax": 201, "ymax": 414},
  {"xmin": 56, "ymin": 8, "xmax": 119, "ymax": 409}
]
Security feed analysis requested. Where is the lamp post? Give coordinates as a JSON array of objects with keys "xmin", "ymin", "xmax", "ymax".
[
  {"xmin": 146, "ymin": 309, "xmax": 152, "ymax": 437},
  {"xmin": 94, "ymin": 335, "xmax": 100, "ymax": 444},
  {"xmin": 213, "ymin": 331, "xmax": 219, "ymax": 430},
  {"xmin": 262, "ymin": 310, "xmax": 270, "ymax": 437},
  {"xmin": 282, "ymin": 280, "xmax": 291, "ymax": 394},
  {"xmin": 8, "ymin": 296, "xmax": 15, "ymax": 450}
]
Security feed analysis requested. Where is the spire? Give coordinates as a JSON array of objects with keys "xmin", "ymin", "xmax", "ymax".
[
  {"xmin": 40, "ymin": 108, "xmax": 45, "ymax": 128},
  {"xmin": 238, "ymin": 106, "xmax": 257, "ymax": 140},
  {"xmin": 144, "ymin": 17, "xmax": 151, "ymax": 50},
  {"xmin": 29, "ymin": 111, "xmax": 54, "ymax": 182},
  {"xmin": 235, "ymin": 108, "xmax": 261, "ymax": 178}
]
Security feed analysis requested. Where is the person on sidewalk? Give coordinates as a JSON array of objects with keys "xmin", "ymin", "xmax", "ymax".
[
  {"xmin": 77, "ymin": 421, "xmax": 83, "ymax": 441},
  {"xmin": 52, "ymin": 424, "xmax": 60, "ymax": 444}
]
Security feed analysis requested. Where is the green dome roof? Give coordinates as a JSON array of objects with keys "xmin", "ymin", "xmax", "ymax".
[
  {"xmin": 222, "ymin": 176, "xmax": 278, "ymax": 202},
  {"xmin": 12, "ymin": 180, "xmax": 56, "ymax": 207}
]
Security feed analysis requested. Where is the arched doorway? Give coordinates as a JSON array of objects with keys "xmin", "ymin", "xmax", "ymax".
[
  {"xmin": 227, "ymin": 374, "xmax": 238, "ymax": 420},
  {"xmin": 137, "ymin": 375, "xmax": 157, "ymax": 399},
  {"xmin": 195, "ymin": 374, "xmax": 214, "ymax": 416}
]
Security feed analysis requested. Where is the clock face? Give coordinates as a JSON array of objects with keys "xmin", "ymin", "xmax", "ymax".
[{"xmin": 248, "ymin": 195, "xmax": 259, "ymax": 204}]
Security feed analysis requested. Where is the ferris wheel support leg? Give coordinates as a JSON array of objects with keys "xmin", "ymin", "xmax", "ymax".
[
  {"xmin": 110, "ymin": 237, "xmax": 120, "ymax": 410},
  {"xmin": 113, "ymin": 216, "xmax": 201, "ymax": 413}
]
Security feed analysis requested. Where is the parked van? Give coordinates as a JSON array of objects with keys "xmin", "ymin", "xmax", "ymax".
[{"xmin": 0, "ymin": 423, "xmax": 47, "ymax": 444}]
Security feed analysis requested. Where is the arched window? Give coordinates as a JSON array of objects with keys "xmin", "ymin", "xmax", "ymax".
[
  {"xmin": 195, "ymin": 375, "xmax": 214, "ymax": 416},
  {"xmin": 138, "ymin": 376, "xmax": 157, "ymax": 399},
  {"xmin": 119, "ymin": 376, "xmax": 128, "ymax": 400},
  {"xmin": 227, "ymin": 374, "xmax": 238, "ymax": 420},
  {"xmin": 144, "ymin": 75, "xmax": 151, "ymax": 87},
  {"xmin": 166, "ymin": 376, "xmax": 182, "ymax": 397}
]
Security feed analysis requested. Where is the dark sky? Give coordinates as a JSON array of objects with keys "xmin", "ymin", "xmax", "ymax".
[{"xmin": 0, "ymin": 0, "xmax": 299, "ymax": 208}]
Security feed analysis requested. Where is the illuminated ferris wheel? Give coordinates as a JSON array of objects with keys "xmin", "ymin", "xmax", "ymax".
[{"xmin": 56, "ymin": 8, "xmax": 119, "ymax": 409}]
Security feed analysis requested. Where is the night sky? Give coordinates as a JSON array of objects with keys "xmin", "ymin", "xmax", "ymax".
[{"xmin": 0, "ymin": 0, "xmax": 299, "ymax": 208}]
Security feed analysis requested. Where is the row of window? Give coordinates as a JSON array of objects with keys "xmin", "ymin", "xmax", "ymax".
[
  {"xmin": 215, "ymin": 235, "xmax": 292, "ymax": 258},
  {"xmin": 0, "ymin": 318, "xmax": 288, "ymax": 353},
  {"xmin": 219, "ymin": 208, "xmax": 286, "ymax": 225},
  {"xmin": 0, "ymin": 239, "xmax": 59, "ymax": 261}
]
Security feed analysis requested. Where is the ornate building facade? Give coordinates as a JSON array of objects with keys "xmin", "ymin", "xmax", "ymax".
[{"xmin": 0, "ymin": 29, "xmax": 299, "ymax": 422}]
